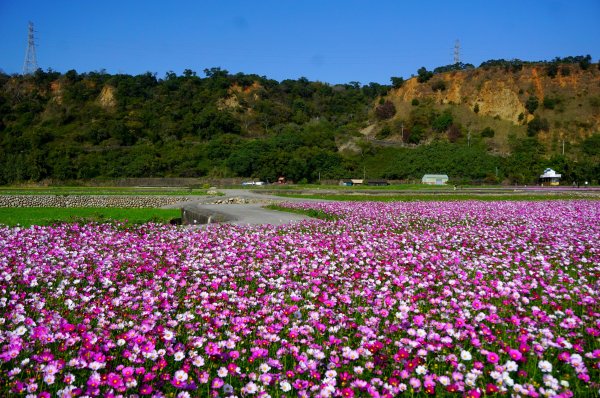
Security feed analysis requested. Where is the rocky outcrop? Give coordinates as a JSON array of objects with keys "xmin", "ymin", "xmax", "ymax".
[
  {"xmin": 382, "ymin": 64, "xmax": 600, "ymax": 147},
  {"xmin": 98, "ymin": 86, "xmax": 116, "ymax": 109}
]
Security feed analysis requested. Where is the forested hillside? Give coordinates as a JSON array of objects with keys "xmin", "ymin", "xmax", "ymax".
[{"xmin": 1, "ymin": 57, "xmax": 599, "ymax": 185}]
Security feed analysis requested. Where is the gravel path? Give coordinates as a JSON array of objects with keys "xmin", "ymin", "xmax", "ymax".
[{"xmin": 174, "ymin": 189, "xmax": 316, "ymax": 226}]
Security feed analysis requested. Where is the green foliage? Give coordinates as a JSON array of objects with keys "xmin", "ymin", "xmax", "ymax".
[
  {"xmin": 432, "ymin": 110, "xmax": 453, "ymax": 133},
  {"xmin": 369, "ymin": 142, "xmax": 500, "ymax": 182},
  {"xmin": 1, "ymin": 61, "xmax": 597, "ymax": 186},
  {"xmin": 406, "ymin": 125, "xmax": 425, "ymax": 144},
  {"xmin": 527, "ymin": 116, "xmax": 550, "ymax": 136},
  {"xmin": 416, "ymin": 67, "xmax": 434, "ymax": 83},
  {"xmin": 525, "ymin": 96, "xmax": 539, "ymax": 114},
  {"xmin": 361, "ymin": 82, "xmax": 390, "ymax": 98},
  {"xmin": 580, "ymin": 134, "xmax": 600, "ymax": 157},
  {"xmin": 543, "ymin": 97, "xmax": 560, "ymax": 110},
  {"xmin": 480, "ymin": 59, "xmax": 524, "ymax": 72},
  {"xmin": 579, "ymin": 55, "xmax": 592, "ymax": 70},
  {"xmin": 0, "ymin": 207, "xmax": 180, "ymax": 227},
  {"xmin": 433, "ymin": 62, "xmax": 475, "ymax": 74},
  {"xmin": 504, "ymin": 135, "xmax": 546, "ymax": 183},
  {"xmin": 480, "ymin": 127, "xmax": 495, "ymax": 138},
  {"xmin": 0, "ymin": 69, "xmax": 381, "ymax": 183},
  {"xmin": 376, "ymin": 125, "xmax": 392, "ymax": 139},
  {"xmin": 390, "ymin": 76, "xmax": 404, "ymax": 89},
  {"xmin": 546, "ymin": 63, "xmax": 558, "ymax": 78}
]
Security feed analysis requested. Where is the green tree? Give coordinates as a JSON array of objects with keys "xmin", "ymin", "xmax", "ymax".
[
  {"xmin": 546, "ymin": 63, "xmax": 558, "ymax": 78},
  {"xmin": 579, "ymin": 55, "xmax": 592, "ymax": 70},
  {"xmin": 390, "ymin": 77, "xmax": 404, "ymax": 89},
  {"xmin": 480, "ymin": 127, "xmax": 495, "ymax": 138},
  {"xmin": 527, "ymin": 116, "xmax": 549, "ymax": 136},
  {"xmin": 525, "ymin": 96, "xmax": 539, "ymax": 114},
  {"xmin": 432, "ymin": 110, "xmax": 453, "ymax": 132},
  {"xmin": 580, "ymin": 134, "xmax": 600, "ymax": 157},
  {"xmin": 416, "ymin": 67, "xmax": 434, "ymax": 83}
]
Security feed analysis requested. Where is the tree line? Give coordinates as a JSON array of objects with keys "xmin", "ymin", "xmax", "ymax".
[{"xmin": 0, "ymin": 59, "xmax": 598, "ymax": 185}]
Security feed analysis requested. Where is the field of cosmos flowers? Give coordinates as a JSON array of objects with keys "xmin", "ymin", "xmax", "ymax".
[{"xmin": 1, "ymin": 200, "xmax": 599, "ymax": 398}]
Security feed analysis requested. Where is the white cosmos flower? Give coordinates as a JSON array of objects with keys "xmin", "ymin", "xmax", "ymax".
[
  {"xmin": 259, "ymin": 363, "xmax": 271, "ymax": 373},
  {"xmin": 280, "ymin": 381, "xmax": 291, "ymax": 392},
  {"xmin": 460, "ymin": 350, "xmax": 472, "ymax": 361},
  {"xmin": 15, "ymin": 326, "xmax": 27, "ymax": 336},
  {"xmin": 245, "ymin": 381, "xmax": 258, "ymax": 394},
  {"xmin": 163, "ymin": 329, "xmax": 174, "ymax": 341},
  {"xmin": 193, "ymin": 355, "xmax": 205, "ymax": 367},
  {"xmin": 174, "ymin": 370, "xmax": 188, "ymax": 382},
  {"xmin": 538, "ymin": 360, "xmax": 553, "ymax": 373}
]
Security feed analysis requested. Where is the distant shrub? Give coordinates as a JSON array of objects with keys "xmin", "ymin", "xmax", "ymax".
[
  {"xmin": 527, "ymin": 116, "xmax": 549, "ymax": 136},
  {"xmin": 560, "ymin": 66, "xmax": 571, "ymax": 76},
  {"xmin": 407, "ymin": 125, "xmax": 424, "ymax": 144},
  {"xmin": 390, "ymin": 76, "xmax": 404, "ymax": 89},
  {"xmin": 431, "ymin": 80, "xmax": 446, "ymax": 91},
  {"xmin": 432, "ymin": 110, "xmax": 453, "ymax": 133},
  {"xmin": 481, "ymin": 127, "xmax": 495, "ymax": 138},
  {"xmin": 543, "ymin": 97, "xmax": 558, "ymax": 110},
  {"xmin": 546, "ymin": 63, "xmax": 558, "ymax": 78},
  {"xmin": 411, "ymin": 98, "xmax": 420, "ymax": 106},
  {"xmin": 376, "ymin": 125, "xmax": 392, "ymax": 139},
  {"xmin": 375, "ymin": 100, "xmax": 396, "ymax": 120},
  {"xmin": 433, "ymin": 62, "xmax": 475, "ymax": 74},
  {"xmin": 447, "ymin": 124, "xmax": 462, "ymax": 143},
  {"xmin": 589, "ymin": 97, "xmax": 600, "ymax": 108},
  {"xmin": 579, "ymin": 55, "xmax": 592, "ymax": 70},
  {"xmin": 416, "ymin": 67, "xmax": 434, "ymax": 83},
  {"xmin": 525, "ymin": 96, "xmax": 539, "ymax": 114},
  {"xmin": 473, "ymin": 103, "xmax": 480, "ymax": 114}
]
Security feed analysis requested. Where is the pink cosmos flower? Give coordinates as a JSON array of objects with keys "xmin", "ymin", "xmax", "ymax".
[
  {"xmin": 486, "ymin": 352, "xmax": 499, "ymax": 364},
  {"xmin": 211, "ymin": 377, "xmax": 224, "ymax": 389},
  {"xmin": 508, "ymin": 349, "xmax": 522, "ymax": 361},
  {"xmin": 107, "ymin": 372, "xmax": 123, "ymax": 388}
]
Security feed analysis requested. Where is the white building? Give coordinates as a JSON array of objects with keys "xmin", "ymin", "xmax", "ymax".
[
  {"xmin": 540, "ymin": 168, "xmax": 561, "ymax": 186},
  {"xmin": 422, "ymin": 174, "xmax": 449, "ymax": 185}
]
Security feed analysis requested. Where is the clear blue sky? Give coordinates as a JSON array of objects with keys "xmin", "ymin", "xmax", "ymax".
[{"xmin": 1, "ymin": 0, "xmax": 599, "ymax": 84}]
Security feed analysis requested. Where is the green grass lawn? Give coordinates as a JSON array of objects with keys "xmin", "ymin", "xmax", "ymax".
[{"xmin": 0, "ymin": 208, "xmax": 181, "ymax": 227}]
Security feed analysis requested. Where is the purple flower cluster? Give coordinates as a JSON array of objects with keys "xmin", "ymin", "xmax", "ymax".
[{"xmin": 0, "ymin": 200, "xmax": 599, "ymax": 397}]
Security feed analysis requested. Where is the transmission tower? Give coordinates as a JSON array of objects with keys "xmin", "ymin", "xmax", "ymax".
[
  {"xmin": 23, "ymin": 21, "xmax": 39, "ymax": 75},
  {"xmin": 453, "ymin": 39, "xmax": 460, "ymax": 64}
]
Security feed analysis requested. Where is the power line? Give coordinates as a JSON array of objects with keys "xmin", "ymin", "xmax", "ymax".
[
  {"xmin": 23, "ymin": 21, "xmax": 39, "ymax": 75},
  {"xmin": 453, "ymin": 39, "xmax": 460, "ymax": 64}
]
